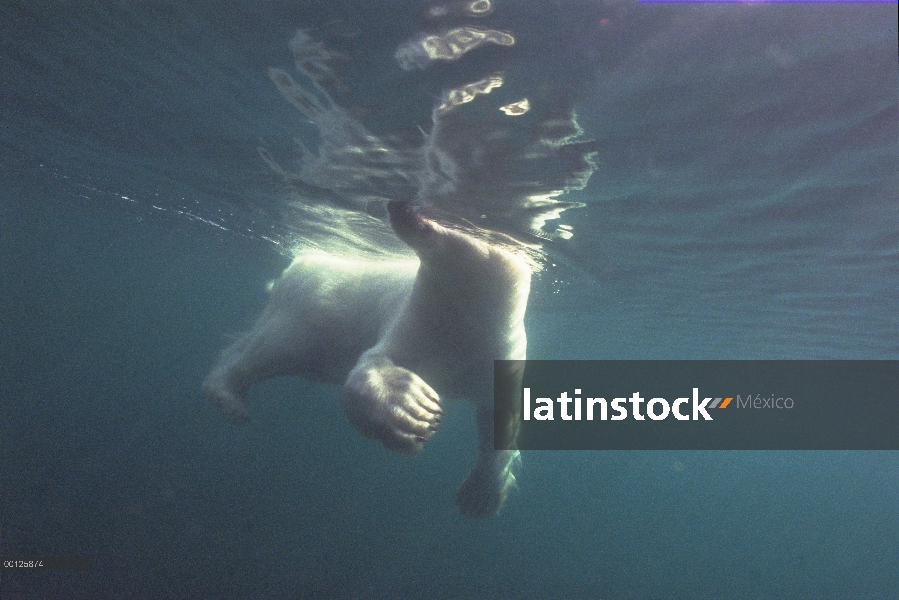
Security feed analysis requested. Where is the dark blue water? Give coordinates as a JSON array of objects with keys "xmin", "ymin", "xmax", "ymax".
[{"xmin": 1, "ymin": 1, "xmax": 897, "ymax": 598}]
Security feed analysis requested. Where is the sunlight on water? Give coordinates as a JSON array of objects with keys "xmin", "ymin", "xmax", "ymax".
[
  {"xmin": 259, "ymin": 7, "xmax": 597, "ymax": 263},
  {"xmin": 395, "ymin": 27, "xmax": 515, "ymax": 70}
]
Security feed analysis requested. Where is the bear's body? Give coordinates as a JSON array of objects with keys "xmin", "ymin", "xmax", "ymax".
[{"xmin": 204, "ymin": 202, "xmax": 529, "ymax": 517}]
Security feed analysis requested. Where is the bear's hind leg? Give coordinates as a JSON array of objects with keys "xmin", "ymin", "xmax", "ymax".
[
  {"xmin": 204, "ymin": 309, "xmax": 311, "ymax": 422},
  {"xmin": 203, "ymin": 332, "xmax": 257, "ymax": 422}
]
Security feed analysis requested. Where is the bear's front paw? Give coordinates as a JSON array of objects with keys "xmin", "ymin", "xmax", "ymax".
[
  {"xmin": 455, "ymin": 450, "xmax": 519, "ymax": 518},
  {"xmin": 342, "ymin": 364, "xmax": 444, "ymax": 453}
]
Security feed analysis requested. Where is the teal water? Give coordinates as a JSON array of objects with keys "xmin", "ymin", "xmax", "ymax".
[{"xmin": 1, "ymin": 1, "xmax": 897, "ymax": 598}]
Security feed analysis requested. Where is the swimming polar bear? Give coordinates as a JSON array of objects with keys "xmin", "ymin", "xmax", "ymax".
[{"xmin": 203, "ymin": 201, "xmax": 528, "ymax": 517}]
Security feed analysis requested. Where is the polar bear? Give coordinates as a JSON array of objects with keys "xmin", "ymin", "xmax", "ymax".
[{"xmin": 203, "ymin": 201, "xmax": 528, "ymax": 517}]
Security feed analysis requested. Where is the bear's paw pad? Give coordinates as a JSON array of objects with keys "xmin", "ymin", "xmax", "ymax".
[{"xmin": 343, "ymin": 364, "xmax": 444, "ymax": 452}]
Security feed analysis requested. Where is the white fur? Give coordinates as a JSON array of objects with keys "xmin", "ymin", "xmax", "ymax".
[{"xmin": 204, "ymin": 205, "xmax": 529, "ymax": 517}]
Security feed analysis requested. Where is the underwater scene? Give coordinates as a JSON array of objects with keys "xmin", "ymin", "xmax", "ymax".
[{"xmin": 0, "ymin": 1, "xmax": 897, "ymax": 598}]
